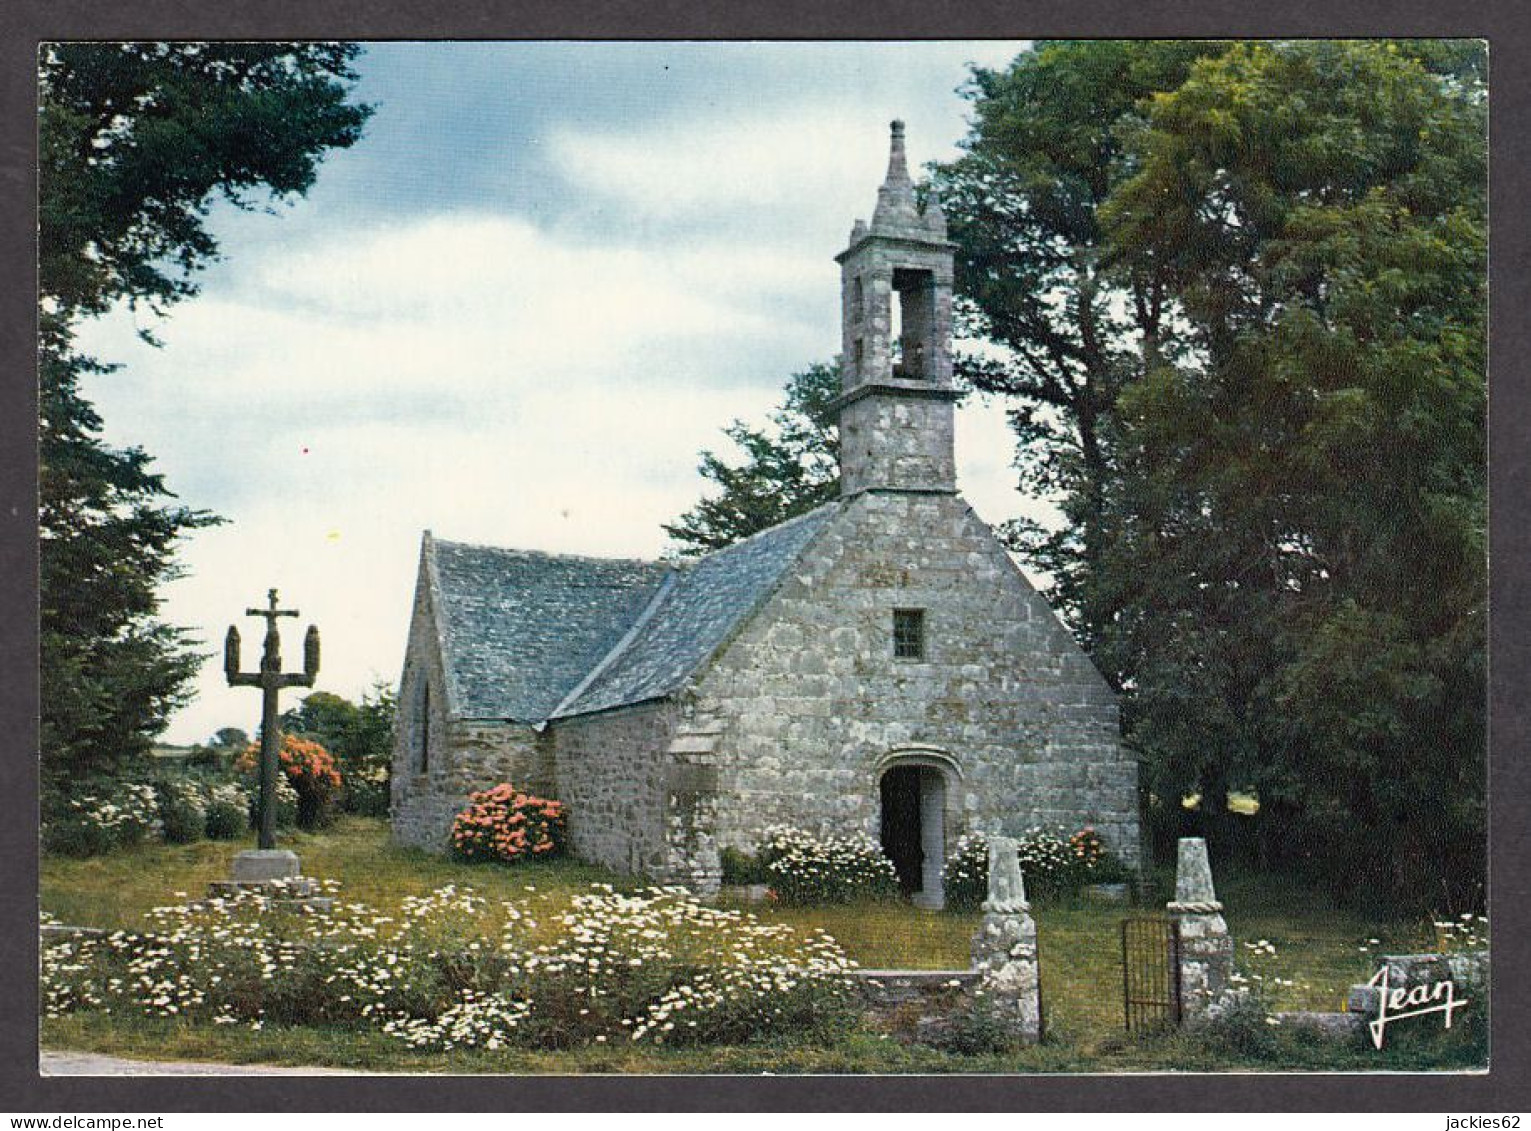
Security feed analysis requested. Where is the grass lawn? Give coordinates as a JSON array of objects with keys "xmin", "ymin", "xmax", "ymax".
[{"xmin": 39, "ymin": 818, "xmax": 1477, "ymax": 1073}]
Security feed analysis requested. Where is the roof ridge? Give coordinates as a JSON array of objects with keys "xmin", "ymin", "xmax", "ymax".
[
  {"xmin": 689, "ymin": 499, "xmax": 841, "ymax": 563},
  {"xmin": 433, "ymin": 536, "xmax": 663, "ymax": 569},
  {"xmin": 432, "ymin": 502, "xmax": 837, "ymax": 569}
]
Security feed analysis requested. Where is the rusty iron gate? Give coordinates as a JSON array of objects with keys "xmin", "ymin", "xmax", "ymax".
[{"xmin": 1121, "ymin": 916, "xmax": 1182, "ymax": 1034}]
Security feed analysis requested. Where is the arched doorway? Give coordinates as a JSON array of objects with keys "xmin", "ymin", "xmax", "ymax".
[{"xmin": 878, "ymin": 762, "xmax": 948, "ymax": 909}]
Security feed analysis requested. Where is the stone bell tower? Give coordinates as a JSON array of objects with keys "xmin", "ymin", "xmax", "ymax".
[{"xmin": 832, "ymin": 120, "xmax": 959, "ymax": 497}]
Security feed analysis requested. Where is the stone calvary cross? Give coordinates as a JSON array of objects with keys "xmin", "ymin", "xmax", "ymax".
[{"xmin": 225, "ymin": 589, "xmax": 319, "ymax": 850}]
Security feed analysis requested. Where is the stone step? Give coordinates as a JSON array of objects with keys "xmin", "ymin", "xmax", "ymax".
[
  {"xmin": 854, "ymin": 969, "xmax": 979, "ymax": 986},
  {"xmin": 208, "ymin": 877, "xmax": 321, "ymax": 900},
  {"xmin": 1272, "ymin": 1011, "xmax": 1364, "ymax": 1040},
  {"xmin": 40, "ymin": 925, "xmax": 105, "ymax": 942}
]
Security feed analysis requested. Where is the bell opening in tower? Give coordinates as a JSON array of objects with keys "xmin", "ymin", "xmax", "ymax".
[{"xmin": 892, "ymin": 267, "xmax": 935, "ymax": 381}]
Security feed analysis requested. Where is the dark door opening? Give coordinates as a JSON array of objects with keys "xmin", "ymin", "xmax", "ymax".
[{"xmin": 880, "ymin": 765, "xmax": 923, "ymax": 895}]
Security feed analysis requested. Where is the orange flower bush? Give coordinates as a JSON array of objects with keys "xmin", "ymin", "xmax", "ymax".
[
  {"xmin": 450, "ymin": 784, "xmax": 567, "ymax": 864},
  {"xmin": 236, "ymin": 735, "xmax": 343, "ymax": 829}
]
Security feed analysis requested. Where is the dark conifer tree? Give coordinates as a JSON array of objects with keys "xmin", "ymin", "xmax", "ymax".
[{"xmin": 39, "ymin": 43, "xmax": 371, "ymax": 782}]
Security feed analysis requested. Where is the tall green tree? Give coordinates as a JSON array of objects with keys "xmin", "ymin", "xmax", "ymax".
[
  {"xmin": 934, "ymin": 39, "xmax": 1485, "ymax": 907},
  {"xmin": 932, "ymin": 40, "xmax": 1227, "ymax": 648},
  {"xmin": 664, "ymin": 362, "xmax": 841, "ymax": 555},
  {"xmin": 206, "ymin": 727, "xmax": 250, "ymax": 755},
  {"xmin": 39, "ymin": 43, "xmax": 371, "ymax": 782},
  {"xmin": 1094, "ymin": 41, "xmax": 1486, "ymax": 906}
]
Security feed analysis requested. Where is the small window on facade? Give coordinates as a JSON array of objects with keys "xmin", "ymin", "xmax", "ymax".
[
  {"xmin": 419, "ymin": 682, "xmax": 430, "ymax": 773},
  {"xmin": 893, "ymin": 608, "xmax": 925, "ymax": 660},
  {"xmin": 854, "ymin": 338, "xmax": 865, "ymax": 376},
  {"xmin": 853, "ymin": 276, "xmax": 865, "ymax": 319}
]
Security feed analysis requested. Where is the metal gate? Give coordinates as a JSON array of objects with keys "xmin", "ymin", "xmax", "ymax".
[{"xmin": 1121, "ymin": 916, "xmax": 1182, "ymax": 1034}]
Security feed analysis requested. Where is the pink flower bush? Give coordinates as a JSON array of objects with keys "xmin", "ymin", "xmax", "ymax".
[{"xmin": 450, "ymin": 784, "xmax": 566, "ymax": 864}]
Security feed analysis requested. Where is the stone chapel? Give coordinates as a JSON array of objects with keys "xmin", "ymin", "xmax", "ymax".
[{"xmin": 391, "ymin": 121, "xmax": 1141, "ymax": 905}]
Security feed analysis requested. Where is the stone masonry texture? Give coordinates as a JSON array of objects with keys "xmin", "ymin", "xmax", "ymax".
[
  {"xmin": 551, "ymin": 701, "xmax": 680, "ymax": 878},
  {"xmin": 692, "ymin": 489, "xmax": 1138, "ymax": 869}
]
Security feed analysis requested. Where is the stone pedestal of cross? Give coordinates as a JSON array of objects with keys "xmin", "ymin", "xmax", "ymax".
[{"xmin": 216, "ymin": 588, "xmax": 330, "ymax": 908}]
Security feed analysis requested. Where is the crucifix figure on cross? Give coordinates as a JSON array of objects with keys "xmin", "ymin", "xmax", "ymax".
[{"xmin": 225, "ymin": 588, "xmax": 320, "ymax": 850}]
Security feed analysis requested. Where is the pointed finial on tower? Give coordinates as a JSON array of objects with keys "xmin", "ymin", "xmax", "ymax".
[
  {"xmin": 886, "ymin": 119, "xmax": 911, "ymax": 186},
  {"xmin": 872, "ymin": 119, "xmax": 921, "ymax": 229}
]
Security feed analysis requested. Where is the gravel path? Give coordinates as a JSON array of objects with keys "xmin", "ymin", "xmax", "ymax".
[{"xmin": 40, "ymin": 1050, "xmax": 376, "ymax": 1076}]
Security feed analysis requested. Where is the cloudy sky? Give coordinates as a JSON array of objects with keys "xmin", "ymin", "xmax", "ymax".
[{"xmin": 75, "ymin": 40, "xmax": 1045, "ymax": 745}]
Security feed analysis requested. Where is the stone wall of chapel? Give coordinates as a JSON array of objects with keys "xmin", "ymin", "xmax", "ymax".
[
  {"xmin": 390, "ymin": 560, "xmax": 554, "ymax": 852},
  {"xmin": 691, "ymin": 490, "xmax": 1140, "ymax": 870},
  {"xmin": 392, "ymin": 716, "xmax": 554, "ymax": 852},
  {"xmin": 549, "ymin": 700, "xmax": 680, "ymax": 879}
]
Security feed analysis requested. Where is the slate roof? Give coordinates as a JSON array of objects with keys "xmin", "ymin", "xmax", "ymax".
[
  {"xmin": 553, "ymin": 502, "xmax": 841, "ymax": 718},
  {"xmin": 425, "ymin": 500, "xmax": 841, "ymax": 724},
  {"xmin": 428, "ymin": 539, "xmax": 669, "ymax": 721}
]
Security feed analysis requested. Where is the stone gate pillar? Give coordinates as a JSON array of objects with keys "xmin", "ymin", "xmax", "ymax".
[
  {"xmin": 1167, "ymin": 836, "xmax": 1234, "ymax": 1024},
  {"xmin": 969, "ymin": 836, "xmax": 1042, "ymax": 1043}
]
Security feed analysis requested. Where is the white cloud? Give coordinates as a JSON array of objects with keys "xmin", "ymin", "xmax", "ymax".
[
  {"xmin": 545, "ymin": 99, "xmax": 989, "ymax": 242},
  {"xmin": 139, "ymin": 216, "xmax": 820, "ymax": 393},
  {"xmin": 76, "ymin": 213, "xmax": 806, "ymax": 743},
  {"xmin": 62, "ymin": 44, "xmax": 1047, "ymax": 745},
  {"xmin": 77, "ymin": 214, "xmax": 828, "ymax": 502},
  {"xmin": 549, "ymin": 110, "xmax": 887, "ymax": 216}
]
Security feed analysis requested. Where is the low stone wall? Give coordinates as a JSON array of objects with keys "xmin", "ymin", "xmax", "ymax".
[
  {"xmin": 853, "ymin": 969, "xmax": 984, "ymax": 1042},
  {"xmin": 851, "ymin": 838, "xmax": 1046, "ymax": 1046},
  {"xmin": 855, "ymin": 968, "xmax": 982, "ymax": 1007},
  {"xmin": 40, "ymin": 925, "xmax": 105, "ymax": 942},
  {"xmin": 1273, "ymin": 1010, "xmax": 1365, "ymax": 1040}
]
